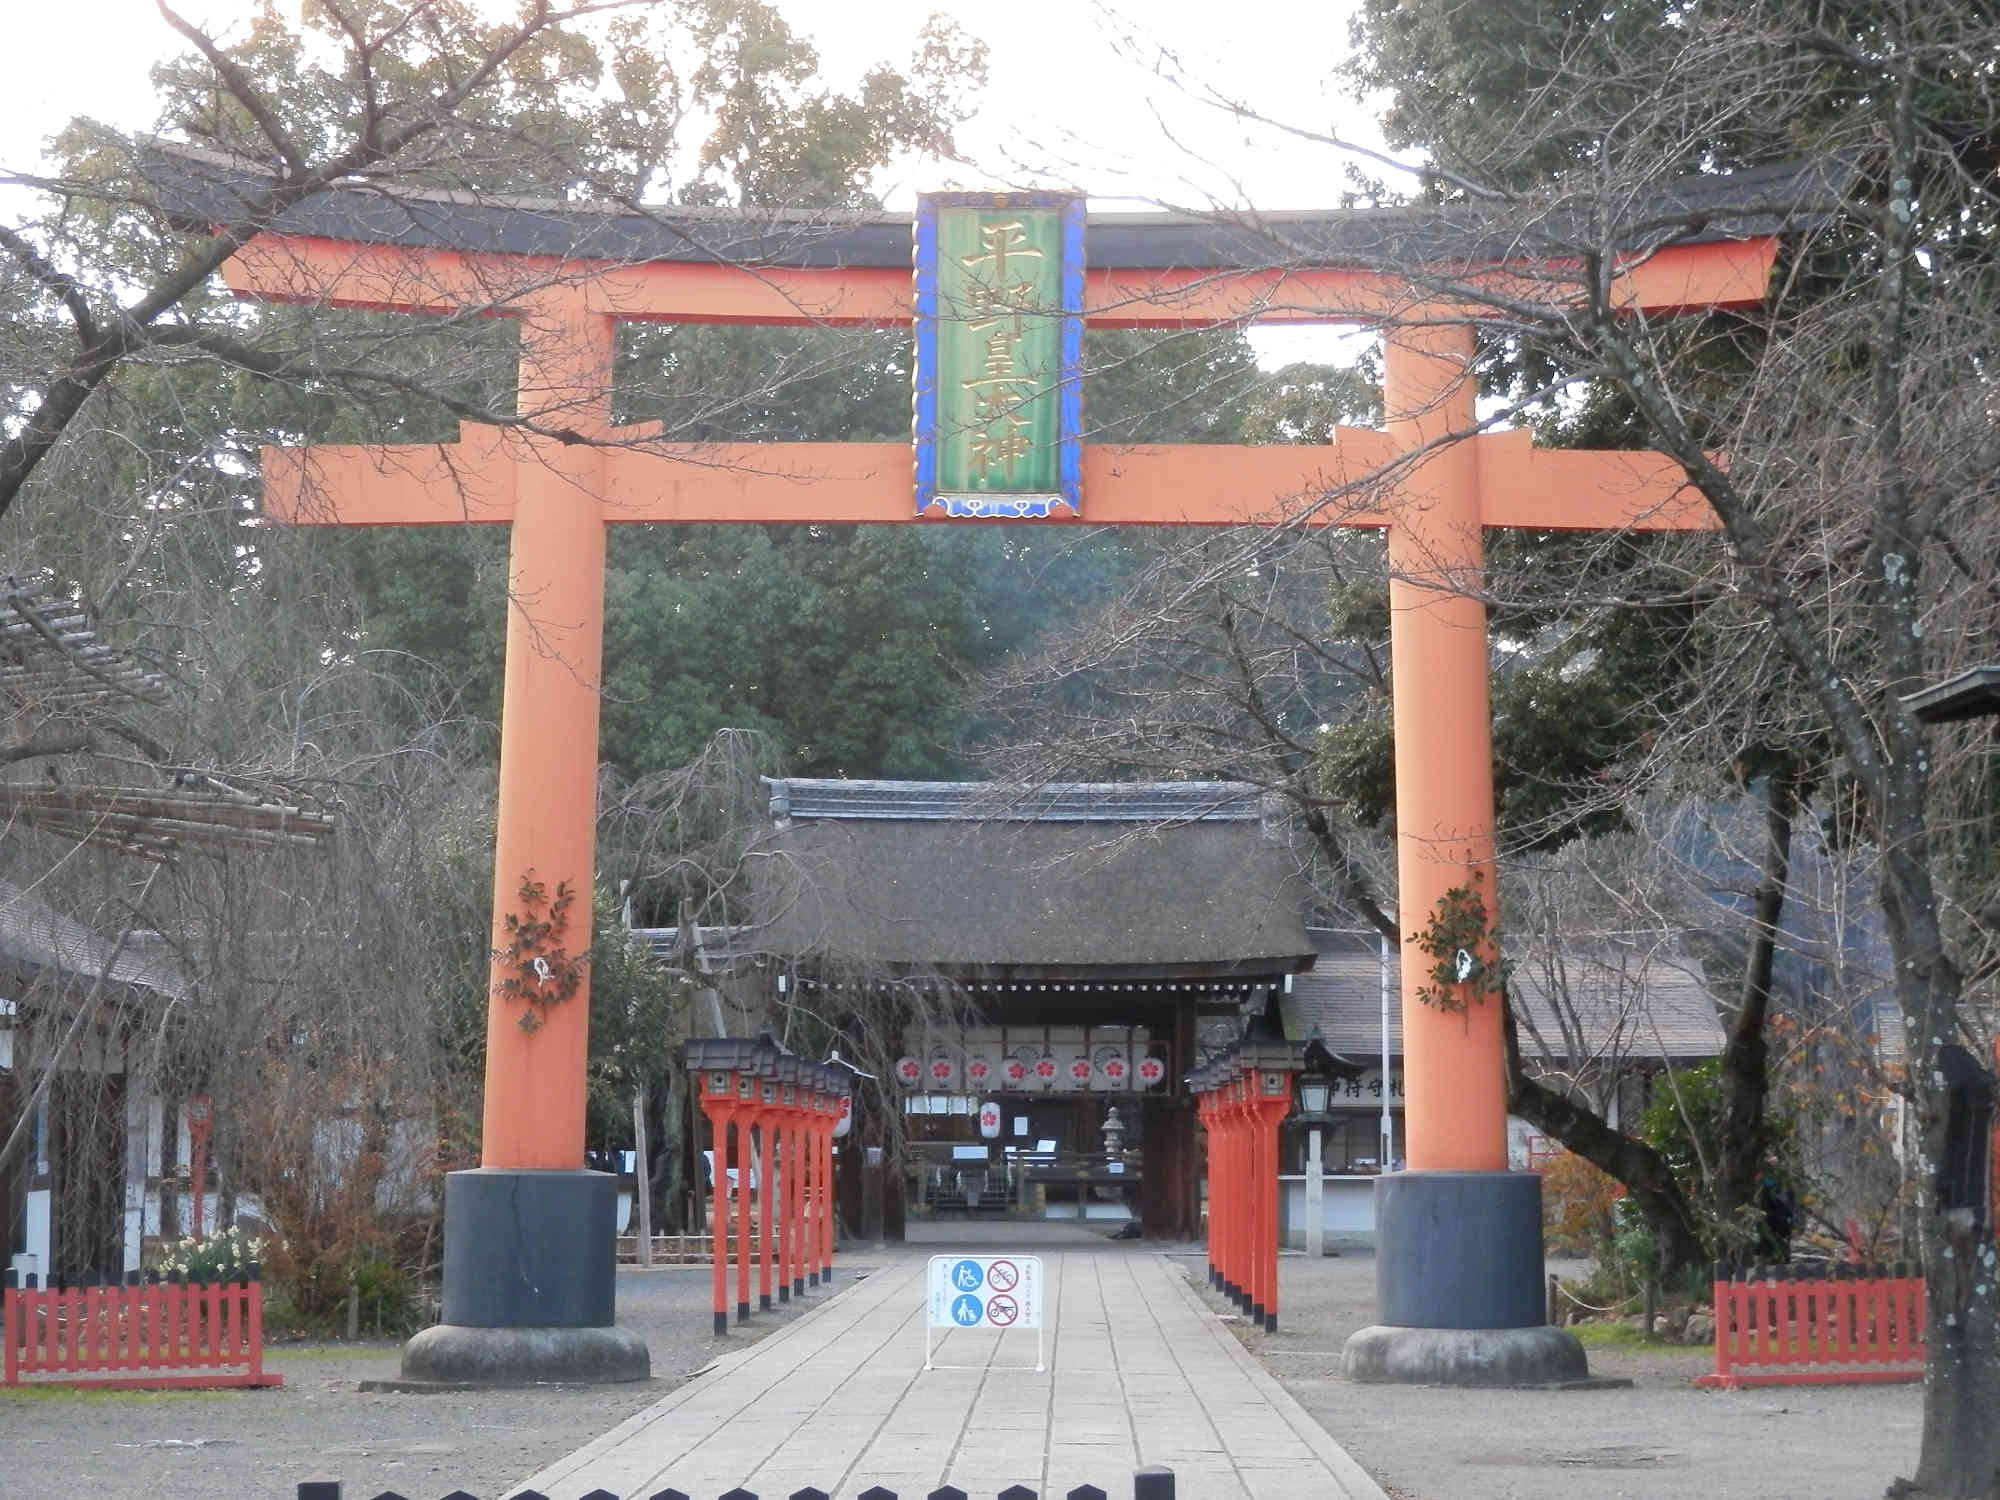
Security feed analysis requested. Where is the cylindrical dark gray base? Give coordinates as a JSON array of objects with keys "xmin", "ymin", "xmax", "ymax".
[
  {"xmin": 1374, "ymin": 1170, "xmax": 1547, "ymax": 1329},
  {"xmin": 405, "ymin": 1167, "xmax": 650, "ymax": 1386},
  {"xmin": 401, "ymin": 1323, "xmax": 649, "ymax": 1385},
  {"xmin": 440, "ymin": 1167, "xmax": 618, "ymax": 1329},
  {"xmin": 1342, "ymin": 1324, "xmax": 1587, "ymax": 1386}
]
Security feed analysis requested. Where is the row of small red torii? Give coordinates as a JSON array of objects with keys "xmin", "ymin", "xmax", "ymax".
[
  {"xmin": 689, "ymin": 1039, "xmax": 852, "ymax": 1336},
  {"xmin": 1192, "ymin": 1041, "xmax": 1299, "ymax": 1332}
]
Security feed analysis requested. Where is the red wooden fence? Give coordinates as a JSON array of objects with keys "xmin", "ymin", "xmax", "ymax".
[
  {"xmin": 1698, "ymin": 1263, "xmax": 1924, "ymax": 1389},
  {"xmin": 3, "ymin": 1274, "xmax": 281, "ymax": 1390}
]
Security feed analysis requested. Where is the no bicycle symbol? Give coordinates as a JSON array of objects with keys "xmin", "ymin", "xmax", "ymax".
[{"xmin": 925, "ymin": 1253, "xmax": 1045, "ymax": 1372}]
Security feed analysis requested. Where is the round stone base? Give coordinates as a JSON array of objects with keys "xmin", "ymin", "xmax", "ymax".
[
  {"xmin": 1342, "ymin": 1324, "xmax": 1588, "ymax": 1387},
  {"xmin": 402, "ymin": 1322, "xmax": 650, "ymax": 1386}
]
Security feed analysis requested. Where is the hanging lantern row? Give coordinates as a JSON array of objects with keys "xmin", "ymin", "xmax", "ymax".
[
  {"xmin": 1189, "ymin": 1036, "xmax": 1302, "ymax": 1337},
  {"xmin": 893, "ymin": 1043, "xmax": 1169, "ymax": 1092},
  {"xmin": 685, "ymin": 1037, "xmax": 854, "ymax": 1337}
]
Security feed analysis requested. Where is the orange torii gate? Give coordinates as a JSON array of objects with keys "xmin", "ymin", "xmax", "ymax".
[{"xmin": 176, "ymin": 144, "xmax": 1800, "ymax": 1383}]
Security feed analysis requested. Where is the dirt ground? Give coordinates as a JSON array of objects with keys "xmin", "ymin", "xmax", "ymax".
[
  {"xmin": 1176, "ymin": 1246, "xmax": 1925, "ymax": 1500},
  {"xmin": 0, "ymin": 1263, "xmax": 875, "ymax": 1500}
]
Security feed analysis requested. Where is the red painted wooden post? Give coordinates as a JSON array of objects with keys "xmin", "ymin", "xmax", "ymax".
[
  {"xmin": 3, "ymin": 1281, "xmax": 16, "ymax": 1387},
  {"xmin": 734, "ymin": 1113, "xmax": 753, "ymax": 1324},
  {"xmin": 1226, "ymin": 1080, "xmax": 1238, "ymax": 1304},
  {"xmin": 758, "ymin": 1085, "xmax": 776, "ymax": 1314},
  {"xmin": 803, "ymin": 1101, "xmax": 817, "ymax": 1288},
  {"xmin": 774, "ymin": 1080, "xmax": 790, "ymax": 1305},
  {"xmin": 1251, "ymin": 1080, "xmax": 1265, "ymax": 1320},
  {"xmin": 248, "ymin": 1281, "xmax": 267, "ymax": 1385},
  {"xmin": 58, "ymin": 1284, "xmax": 77, "ymax": 1371},
  {"xmin": 1213, "ymin": 1079, "xmax": 1230, "ymax": 1304},
  {"xmin": 798, "ymin": 1100, "xmax": 815, "ymax": 1293},
  {"xmin": 713, "ymin": 1103, "xmax": 731, "ymax": 1335},
  {"xmin": 817, "ymin": 1083, "xmax": 834, "ymax": 1285},
  {"xmin": 792, "ymin": 1105, "xmax": 806, "ymax": 1297},
  {"xmin": 813, "ymin": 1071, "xmax": 829, "ymax": 1287},
  {"xmin": 1227, "ymin": 1077, "xmax": 1245, "ymax": 1310},
  {"xmin": 780, "ymin": 1110, "xmax": 796, "ymax": 1299}
]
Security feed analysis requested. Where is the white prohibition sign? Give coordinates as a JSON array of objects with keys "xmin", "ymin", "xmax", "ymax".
[{"xmin": 923, "ymin": 1254, "xmax": 1044, "ymax": 1373}]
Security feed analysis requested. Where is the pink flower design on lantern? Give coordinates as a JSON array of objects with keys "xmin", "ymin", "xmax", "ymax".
[{"xmin": 895, "ymin": 1057, "xmax": 922, "ymax": 1085}]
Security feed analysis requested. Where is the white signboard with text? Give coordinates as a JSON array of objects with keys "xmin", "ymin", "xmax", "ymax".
[{"xmin": 924, "ymin": 1254, "xmax": 1045, "ymax": 1372}]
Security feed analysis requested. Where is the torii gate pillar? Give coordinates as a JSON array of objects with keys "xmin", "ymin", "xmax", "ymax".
[
  {"xmin": 1344, "ymin": 324, "xmax": 1584, "ymax": 1384},
  {"xmin": 401, "ymin": 291, "xmax": 649, "ymax": 1386}
]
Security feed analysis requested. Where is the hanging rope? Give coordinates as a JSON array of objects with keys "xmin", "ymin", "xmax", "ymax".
[{"xmin": 1552, "ymin": 1280, "xmax": 1644, "ymax": 1314}]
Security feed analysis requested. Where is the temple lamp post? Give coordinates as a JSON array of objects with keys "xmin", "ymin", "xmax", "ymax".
[{"xmin": 1295, "ymin": 1034, "xmax": 1339, "ymax": 1260}]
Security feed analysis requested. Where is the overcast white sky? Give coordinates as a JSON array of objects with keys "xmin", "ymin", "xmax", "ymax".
[
  {"xmin": 0, "ymin": 1, "xmax": 1388, "ymax": 362},
  {"xmin": 0, "ymin": 0, "xmax": 1386, "ymax": 207}
]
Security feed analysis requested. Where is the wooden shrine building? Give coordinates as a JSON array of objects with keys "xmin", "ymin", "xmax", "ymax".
[{"xmin": 749, "ymin": 778, "xmax": 1316, "ymax": 1240}]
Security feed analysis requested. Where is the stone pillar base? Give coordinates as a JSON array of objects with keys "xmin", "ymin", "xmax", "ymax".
[
  {"xmin": 402, "ymin": 1322, "xmax": 650, "ymax": 1385},
  {"xmin": 398, "ymin": 1167, "xmax": 650, "ymax": 1386},
  {"xmin": 1341, "ymin": 1168, "xmax": 1588, "ymax": 1387},
  {"xmin": 1342, "ymin": 1324, "xmax": 1587, "ymax": 1385}
]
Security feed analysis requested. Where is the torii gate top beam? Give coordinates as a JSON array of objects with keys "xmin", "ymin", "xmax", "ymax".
[{"xmin": 152, "ymin": 141, "xmax": 1818, "ymax": 327}]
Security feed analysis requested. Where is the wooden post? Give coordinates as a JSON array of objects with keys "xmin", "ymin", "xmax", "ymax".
[
  {"xmin": 757, "ymin": 1104, "xmax": 775, "ymax": 1312},
  {"xmin": 734, "ymin": 1114, "xmax": 752, "ymax": 1323}
]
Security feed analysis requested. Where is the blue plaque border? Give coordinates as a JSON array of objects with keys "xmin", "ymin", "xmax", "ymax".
[{"xmin": 914, "ymin": 191, "xmax": 1085, "ymax": 519}]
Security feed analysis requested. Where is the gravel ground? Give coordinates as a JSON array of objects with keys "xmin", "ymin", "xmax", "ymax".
[
  {"xmin": 1172, "ymin": 1245, "xmax": 1925, "ymax": 1500},
  {"xmin": 3, "ymin": 1239, "xmax": 1929, "ymax": 1500},
  {"xmin": 0, "ymin": 1262, "xmax": 876, "ymax": 1500}
]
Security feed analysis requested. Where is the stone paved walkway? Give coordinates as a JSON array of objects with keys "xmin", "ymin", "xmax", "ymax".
[{"xmin": 511, "ymin": 1250, "xmax": 1386, "ymax": 1500}]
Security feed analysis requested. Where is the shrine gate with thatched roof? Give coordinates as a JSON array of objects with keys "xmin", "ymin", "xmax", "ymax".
[{"xmin": 748, "ymin": 777, "xmax": 1317, "ymax": 1240}]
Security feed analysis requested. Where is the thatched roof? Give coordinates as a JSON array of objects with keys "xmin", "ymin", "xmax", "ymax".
[{"xmin": 751, "ymin": 779, "xmax": 1315, "ymax": 978}]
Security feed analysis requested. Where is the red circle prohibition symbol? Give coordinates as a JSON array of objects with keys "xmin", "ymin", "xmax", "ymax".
[
  {"xmin": 987, "ymin": 1259, "xmax": 1020, "ymax": 1292},
  {"xmin": 986, "ymin": 1293, "xmax": 1019, "ymax": 1326}
]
